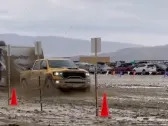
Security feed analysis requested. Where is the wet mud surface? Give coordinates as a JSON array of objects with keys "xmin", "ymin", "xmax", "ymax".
[{"xmin": 1, "ymin": 75, "xmax": 168, "ymax": 125}]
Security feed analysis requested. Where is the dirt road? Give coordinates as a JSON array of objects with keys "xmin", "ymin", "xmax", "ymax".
[{"xmin": 1, "ymin": 75, "xmax": 168, "ymax": 125}]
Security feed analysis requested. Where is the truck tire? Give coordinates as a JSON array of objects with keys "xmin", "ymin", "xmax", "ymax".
[
  {"xmin": 43, "ymin": 78, "xmax": 52, "ymax": 94},
  {"xmin": 43, "ymin": 77, "xmax": 54, "ymax": 89},
  {"xmin": 43, "ymin": 77, "xmax": 62, "ymax": 95}
]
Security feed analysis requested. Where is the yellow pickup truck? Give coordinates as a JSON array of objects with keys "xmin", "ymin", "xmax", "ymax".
[{"xmin": 20, "ymin": 58, "xmax": 91, "ymax": 91}]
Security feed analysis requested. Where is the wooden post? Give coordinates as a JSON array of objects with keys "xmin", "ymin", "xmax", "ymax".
[
  {"xmin": 35, "ymin": 41, "xmax": 43, "ymax": 111},
  {"xmin": 91, "ymin": 38, "xmax": 101, "ymax": 117},
  {"xmin": 7, "ymin": 45, "xmax": 11, "ymax": 105},
  {"xmin": 39, "ymin": 76, "xmax": 42, "ymax": 111},
  {"xmin": 8, "ymin": 55, "xmax": 11, "ymax": 105},
  {"xmin": 95, "ymin": 38, "xmax": 98, "ymax": 116}
]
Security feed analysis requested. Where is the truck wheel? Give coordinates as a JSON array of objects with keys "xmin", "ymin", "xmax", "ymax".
[
  {"xmin": 43, "ymin": 78, "xmax": 62, "ymax": 95},
  {"xmin": 43, "ymin": 78, "xmax": 53, "ymax": 89},
  {"xmin": 43, "ymin": 78, "xmax": 56, "ymax": 94}
]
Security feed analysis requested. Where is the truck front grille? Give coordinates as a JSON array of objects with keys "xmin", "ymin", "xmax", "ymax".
[{"xmin": 62, "ymin": 72, "xmax": 86, "ymax": 79}]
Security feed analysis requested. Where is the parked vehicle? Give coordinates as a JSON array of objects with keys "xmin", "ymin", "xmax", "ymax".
[
  {"xmin": 98, "ymin": 63, "xmax": 112, "ymax": 74},
  {"xmin": 108, "ymin": 62, "xmax": 116, "ymax": 68},
  {"xmin": 133, "ymin": 63, "xmax": 157, "ymax": 75},
  {"xmin": 114, "ymin": 63, "xmax": 133, "ymax": 74},
  {"xmin": 116, "ymin": 61, "xmax": 125, "ymax": 67},
  {"xmin": 88, "ymin": 63, "xmax": 112, "ymax": 74},
  {"xmin": 164, "ymin": 62, "xmax": 168, "ymax": 67},
  {"xmin": 155, "ymin": 63, "xmax": 167, "ymax": 74},
  {"xmin": 88, "ymin": 64, "xmax": 95, "ymax": 74},
  {"xmin": 20, "ymin": 58, "xmax": 91, "ymax": 91},
  {"xmin": 133, "ymin": 61, "xmax": 149, "ymax": 68},
  {"xmin": 75, "ymin": 62, "xmax": 91, "ymax": 72}
]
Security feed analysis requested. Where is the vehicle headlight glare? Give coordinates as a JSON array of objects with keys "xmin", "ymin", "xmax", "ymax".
[
  {"xmin": 86, "ymin": 72, "xmax": 90, "ymax": 76},
  {"xmin": 55, "ymin": 72, "xmax": 59, "ymax": 76},
  {"xmin": 56, "ymin": 81, "xmax": 60, "ymax": 84},
  {"xmin": 54, "ymin": 72, "xmax": 63, "ymax": 76}
]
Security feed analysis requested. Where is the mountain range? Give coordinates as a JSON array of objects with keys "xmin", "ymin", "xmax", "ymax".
[
  {"xmin": 0, "ymin": 33, "xmax": 141, "ymax": 58},
  {"xmin": 0, "ymin": 33, "xmax": 168, "ymax": 62},
  {"xmin": 100, "ymin": 45, "xmax": 168, "ymax": 62}
]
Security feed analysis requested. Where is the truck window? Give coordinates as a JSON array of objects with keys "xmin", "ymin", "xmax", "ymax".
[
  {"xmin": 40, "ymin": 60, "xmax": 47, "ymax": 69},
  {"xmin": 33, "ymin": 60, "xmax": 41, "ymax": 70},
  {"xmin": 48, "ymin": 60, "xmax": 76, "ymax": 68}
]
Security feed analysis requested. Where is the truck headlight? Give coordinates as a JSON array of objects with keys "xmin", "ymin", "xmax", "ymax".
[
  {"xmin": 86, "ymin": 72, "xmax": 90, "ymax": 76},
  {"xmin": 53, "ymin": 72, "xmax": 63, "ymax": 76},
  {"xmin": 56, "ymin": 80, "xmax": 60, "ymax": 84}
]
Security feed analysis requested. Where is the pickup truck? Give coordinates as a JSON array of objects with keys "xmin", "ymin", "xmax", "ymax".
[{"xmin": 20, "ymin": 58, "xmax": 91, "ymax": 91}]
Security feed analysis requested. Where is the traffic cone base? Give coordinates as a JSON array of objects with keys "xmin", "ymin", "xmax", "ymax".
[
  {"xmin": 100, "ymin": 93, "xmax": 110, "ymax": 117},
  {"xmin": 10, "ymin": 88, "xmax": 18, "ymax": 106}
]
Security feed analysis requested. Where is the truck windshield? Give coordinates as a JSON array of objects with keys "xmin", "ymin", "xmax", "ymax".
[{"xmin": 48, "ymin": 60, "xmax": 77, "ymax": 68}]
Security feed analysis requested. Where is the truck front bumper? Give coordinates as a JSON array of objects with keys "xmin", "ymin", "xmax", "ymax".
[{"xmin": 53, "ymin": 78, "xmax": 91, "ymax": 89}]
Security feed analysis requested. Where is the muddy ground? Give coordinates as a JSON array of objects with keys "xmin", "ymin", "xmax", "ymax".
[{"xmin": 1, "ymin": 75, "xmax": 168, "ymax": 126}]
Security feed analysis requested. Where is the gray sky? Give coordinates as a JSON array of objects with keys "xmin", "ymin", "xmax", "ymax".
[{"xmin": 0, "ymin": 0, "xmax": 168, "ymax": 46}]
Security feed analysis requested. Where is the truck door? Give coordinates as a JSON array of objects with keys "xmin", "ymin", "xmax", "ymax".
[
  {"xmin": 40, "ymin": 60, "xmax": 48, "ymax": 86},
  {"xmin": 30, "ymin": 60, "xmax": 41, "ymax": 89}
]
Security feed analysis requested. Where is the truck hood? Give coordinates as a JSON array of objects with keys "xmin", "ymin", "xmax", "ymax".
[{"xmin": 48, "ymin": 68, "xmax": 87, "ymax": 73}]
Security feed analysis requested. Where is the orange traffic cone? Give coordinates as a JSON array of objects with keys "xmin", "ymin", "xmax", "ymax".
[
  {"xmin": 100, "ymin": 93, "xmax": 109, "ymax": 117},
  {"xmin": 10, "ymin": 88, "xmax": 18, "ymax": 106}
]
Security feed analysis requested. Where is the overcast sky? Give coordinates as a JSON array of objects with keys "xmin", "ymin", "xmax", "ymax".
[{"xmin": 0, "ymin": 0, "xmax": 168, "ymax": 46}]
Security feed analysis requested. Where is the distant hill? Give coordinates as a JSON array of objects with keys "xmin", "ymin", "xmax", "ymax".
[
  {"xmin": 100, "ymin": 45, "xmax": 168, "ymax": 62},
  {"xmin": 0, "ymin": 33, "xmax": 142, "ymax": 57}
]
